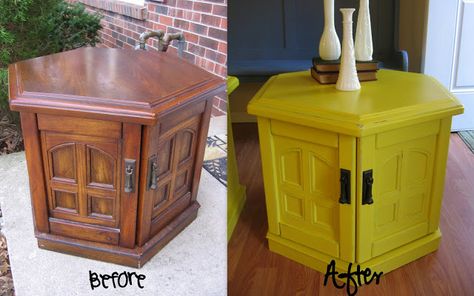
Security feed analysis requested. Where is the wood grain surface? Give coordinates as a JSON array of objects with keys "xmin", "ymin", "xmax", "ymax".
[
  {"xmin": 228, "ymin": 123, "xmax": 474, "ymax": 296},
  {"xmin": 9, "ymin": 48, "xmax": 224, "ymax": 124}
]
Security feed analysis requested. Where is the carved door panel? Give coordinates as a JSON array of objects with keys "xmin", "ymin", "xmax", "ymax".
[
  {"xmin": 41, "ymin": 132, "xmax": 122, "ymax": 245},
  {"xmin": 136, "ymin": 100, "xmax": 209, "ymax": 246},
  {"xmin": 151, "ymin": 116, "xmax": 200, "ymax": 225},
  {"xmin": 357, "ymin": 122, "xmax": 438, "ymax": 262},
  {"xmin": 270, "ymin": 120, "xmax": 356, "ymax": 262}
]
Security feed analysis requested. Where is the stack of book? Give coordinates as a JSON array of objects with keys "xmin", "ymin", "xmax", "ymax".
[{"xmin": 311, "ymin": 57, "xmax": 379, "ymax": 84}]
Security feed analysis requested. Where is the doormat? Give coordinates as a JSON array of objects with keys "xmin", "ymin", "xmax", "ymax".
[
  {"xmin": 459, "ymin": 131, "xmax": 474, "ymax": 154},
  {"xmin": 203, "ymin": 134, "xmax": 227, "ymax": 186}
]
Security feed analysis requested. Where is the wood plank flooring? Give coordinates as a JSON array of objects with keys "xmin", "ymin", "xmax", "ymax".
[{"xmin": 228, "ymin": 123, "xmax": 474, "ymax": 296}]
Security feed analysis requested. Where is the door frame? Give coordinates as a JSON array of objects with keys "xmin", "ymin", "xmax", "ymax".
[{"xmin": 423, "ymin": 0, "xmax": 474, "ymax": 130}]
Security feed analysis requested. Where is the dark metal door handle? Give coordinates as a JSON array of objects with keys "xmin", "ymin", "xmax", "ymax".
[
  {"xmin": 147, "ymin": 156, "xmax": 158, "ymax": 191},
  {"xmin": 362, "ymin": 169, "xmax": 374, "ymax": 205},
  {"xmin": 124, "ymin": 159, "xmax": 136, "ymax": 193},
  {"xmin": 339, "ymin": 169, "xmax": 351, "ymax": 204}
]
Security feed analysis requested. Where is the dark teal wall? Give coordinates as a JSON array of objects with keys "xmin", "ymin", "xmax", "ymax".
[{"xmin": 228, "ymin": 0, "xmax": 397, "ymax": 75}]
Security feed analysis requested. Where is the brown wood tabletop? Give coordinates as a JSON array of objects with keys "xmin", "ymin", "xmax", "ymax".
[
  {"xmin": 228, "ymin": 123, "xmax": 474, "ymax": 296},
  {"xmin": 9, "ymin": 47, "xmax": 224, "ymax": 125}
]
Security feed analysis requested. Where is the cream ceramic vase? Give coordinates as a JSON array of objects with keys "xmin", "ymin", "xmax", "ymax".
[
  {"xmin": 319, "ymin": 0, "xmax": 341, "ymax": 60},
  {"xmin": 336, "ymin": 8, "xmax": 361, "ymax": 91},
  {"xmin": 355, "ymin": 0, "xmax": 373, "ymax": 61}
]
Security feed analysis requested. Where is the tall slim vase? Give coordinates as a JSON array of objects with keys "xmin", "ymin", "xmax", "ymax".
[
  {"xmin": 319, "ymin": 0, "xmax": 341, "ymax": 60},
  {"xmin": 355, "ymin": 0, "xmax": 373, "ymax": 61},
  {"xmin": 336, "ymin": 8, "xmax": 360, "ymax": 91}
]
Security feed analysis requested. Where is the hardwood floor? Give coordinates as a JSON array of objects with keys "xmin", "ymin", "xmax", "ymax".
[{"xmin": 228, "ymin": 123, "xmax": 474, "ymax": 296}]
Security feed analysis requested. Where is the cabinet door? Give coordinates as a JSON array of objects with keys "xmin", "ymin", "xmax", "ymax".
[
  {"xmin": 136, "ymin": 99, "xmax": 210, "ymax": 246},
  {"xmin": 39, "ymin": 116, "xmax": 140, "ymax": 247},
  {"xmin": 43, "ymin": 133, "xmax": 120, "ymax": 225},
  {"xmin": 357, "ymin": 121, "xmax": 439, "ymax": 262},
  {"xmin": 150, "ymin": 116, "xmax": 199, "ymax": 224},
  {"xmin": 266, "ymin": 120, "xmax": 356, "ymax": 262}
]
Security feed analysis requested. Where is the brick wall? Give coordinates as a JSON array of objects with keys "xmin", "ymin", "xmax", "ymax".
[{"xmin": 70, "ymin": 0, "xmax": 227, "ymax": 116}]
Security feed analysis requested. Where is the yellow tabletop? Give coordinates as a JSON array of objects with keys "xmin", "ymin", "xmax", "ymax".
[{"xmin": 248, "ymin": 70, "xmax": 463, "ymax": 136}]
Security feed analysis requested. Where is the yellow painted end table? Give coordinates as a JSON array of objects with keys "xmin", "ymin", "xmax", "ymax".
[{"xmin": 247, "ymin": 69, "xmax": 463, "ymax": 275}]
